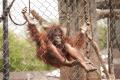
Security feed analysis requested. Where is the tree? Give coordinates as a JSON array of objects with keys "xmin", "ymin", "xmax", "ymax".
[{"xmin": 0, "ymin": 26, "xmax": 51, "ymax": 71}]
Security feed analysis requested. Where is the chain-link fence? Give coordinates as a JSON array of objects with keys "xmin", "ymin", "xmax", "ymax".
[{"xmin": 0, "ymin": 0, "xmax": 120, "ymax": 80}]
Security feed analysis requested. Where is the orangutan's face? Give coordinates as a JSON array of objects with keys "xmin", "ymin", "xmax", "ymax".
[{"xmin": 53, "ymin": 29, "xmax": 62, "ymax": 45}]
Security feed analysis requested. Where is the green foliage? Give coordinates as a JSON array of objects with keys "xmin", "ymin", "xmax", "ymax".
[
  {"xmin": 98, "ymin": 23, "xmax": 107, "ymax": 49},
  {"xmin": 0, "ymin": 26, "xmax": 53, "ymax": 72}
]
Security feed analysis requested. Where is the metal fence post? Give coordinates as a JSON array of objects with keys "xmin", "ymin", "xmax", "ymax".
[{"xmin": 3, "ymin": 0, "xmax": 9, "ymax": 80}]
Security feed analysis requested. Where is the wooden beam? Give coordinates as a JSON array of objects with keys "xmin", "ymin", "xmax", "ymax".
[
  {"xmin": 95, "ymin": 0, "xmax": 108, "ymax": 3},
  {"xmin": 96, "ymin": 9, "xmax": 120, "ymax": 20},
  {"xmin": 96, "ymin": 0, "xmax": 120, "ymax": 9}
]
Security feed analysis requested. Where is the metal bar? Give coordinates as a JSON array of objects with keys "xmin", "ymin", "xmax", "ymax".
[
  {"xmin": 108, "ymin": 0, "xmax": 114, "ymax": 76},
  {"xmin": 3, "ymin": 0, "xmax": 9, "ymax": 80},
  {"xmin": 29, "ymin": 0, "xmax": 31, "ymax": 14}
]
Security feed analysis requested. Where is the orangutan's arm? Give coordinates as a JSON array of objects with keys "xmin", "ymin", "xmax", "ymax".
[
  {"xmin": 47, "ymin": 43, "xmax": 66, "ymax": 63},
  {"xmin": 64, "ymin": 43, "xmax": 86, "ymax": 63},
  {"xmin": 47, "ymin": 42, "xmax": 76, "ymax": 66},
  {"xmin": 22, "ymin": 8, "xmax": 42, "ymax": 43}
]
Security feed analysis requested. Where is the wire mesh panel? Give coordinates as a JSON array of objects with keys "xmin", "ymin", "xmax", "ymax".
[
  {"xmin": 0, "ymin": 0, "xmax": 61, "ymax": 80},
  {"xmin": 0, "ymin": 0, "xmax": 120, "ymax": 80}
]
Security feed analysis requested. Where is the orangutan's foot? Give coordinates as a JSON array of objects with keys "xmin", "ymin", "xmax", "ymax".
[{"xmin": 83, "ymin": 61, "xmax": 97, "ymax": 72}]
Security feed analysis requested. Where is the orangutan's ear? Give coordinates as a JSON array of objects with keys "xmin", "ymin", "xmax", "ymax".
[{"xmin": 60, "ymin": 27, "xmax": 67, "ymax": 35}]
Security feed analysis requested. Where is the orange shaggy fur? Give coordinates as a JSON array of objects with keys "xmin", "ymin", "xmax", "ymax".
[{"xmin": 27, "ymin": 24, "xmax": 85, "ymax": 67}]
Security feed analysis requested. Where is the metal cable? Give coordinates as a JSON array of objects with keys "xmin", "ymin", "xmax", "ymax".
[
  {"xmin": 9, "ymin": 0, "xmax": 32, "ymax": 26},
  {"xmin": 9, "ymin": 13, "xmax": 27, "ymax": 26}
]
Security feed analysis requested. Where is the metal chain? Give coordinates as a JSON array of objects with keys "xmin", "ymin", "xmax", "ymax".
[{"xmin": 83, "ymin": 0, "xmax": 89, "ymax": 24}]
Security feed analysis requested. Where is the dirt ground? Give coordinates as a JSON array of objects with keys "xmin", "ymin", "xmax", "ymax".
[{"xmin": 0, "ymin": 71, "xmax": 59, "ymax": 80}]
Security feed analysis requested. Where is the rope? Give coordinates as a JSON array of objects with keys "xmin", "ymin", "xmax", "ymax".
[
  {"xmin": 83, "ymin": 0, "xmax": 102, "ymax": 77},
  {"xmin": 83, "ymin": 0, "xmax": 110, "ymax": 78},
  {"xmin": 83, "ymin": 0, "xmax": 91, "ymax": 58}
]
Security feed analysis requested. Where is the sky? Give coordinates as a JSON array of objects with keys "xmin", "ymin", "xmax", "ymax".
[
  {"xmin": 0, "ymin": 0, "xmax": 107, "ymax": 39},
  {"xmin": 0, "ymin": 0, "xmax": 58, "ymax": 38}
]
